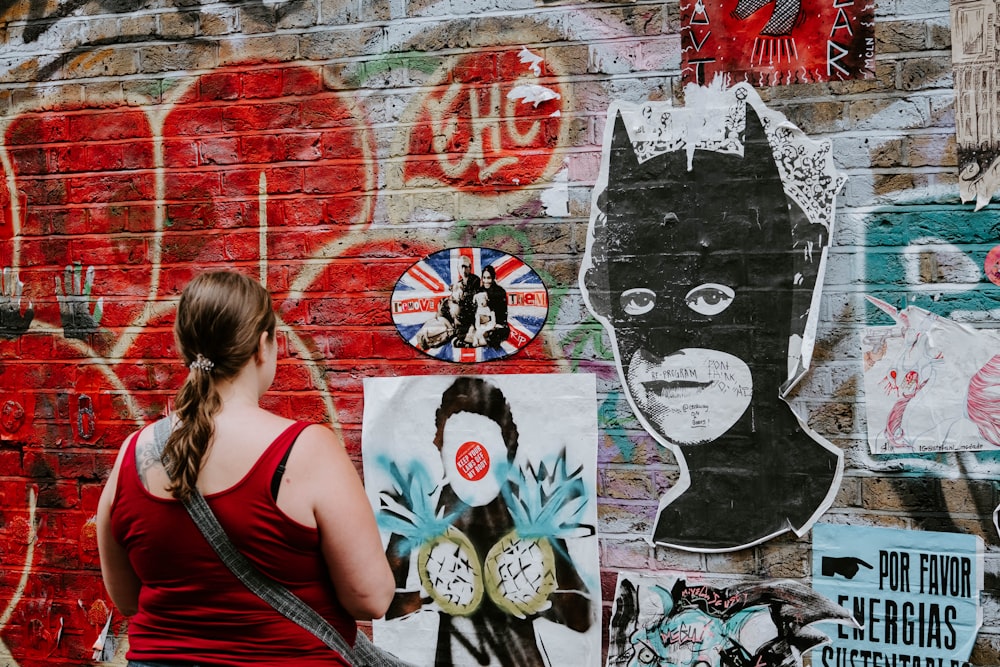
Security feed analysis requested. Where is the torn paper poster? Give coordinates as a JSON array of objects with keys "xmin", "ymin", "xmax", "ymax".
[
  {"xmin": 362, "ymin": 373, "xmax": 601, "ymax": 666},
  {"xmin": 607, "ymin": 571, "xmax": 854, "ymax": 667},
  {"xmin": 813, "ymin": 523, "xmax": 983, "ymax": 667},
  {"xmin": 579, "ymin": 82, "xmax": 846, "ymax": 552},
  {"xmin": 863, "ymin": 297, "xmax": 1000, "ymax": 453},
  {"xmin": 952, "ymin": 0, "xmax": 1000, "ymax": 210}
]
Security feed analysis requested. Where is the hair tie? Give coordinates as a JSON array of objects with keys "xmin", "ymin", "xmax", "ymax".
[{"xmin": 189, "ymin": 354, "xmax": 215, "ymax": 373}]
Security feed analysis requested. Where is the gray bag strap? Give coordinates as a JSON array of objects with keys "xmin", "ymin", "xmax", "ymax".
[{"xmin": 150, "ymin": 418, "xmax": 409, "ymax": 667}]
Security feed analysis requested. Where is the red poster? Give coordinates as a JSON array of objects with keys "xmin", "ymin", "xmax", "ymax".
[{"xmin": 682, "ymin": 0, "xmax": 876, "ymax": 85}]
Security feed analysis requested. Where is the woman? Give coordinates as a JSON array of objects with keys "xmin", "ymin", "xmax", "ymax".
[
  {"xmin": 479, "ymin": 265, "xmax": 509, "ymax": 348},
  {"xmin": 96, "ymin": 271, "xmax": 393, "ymax": 666}
]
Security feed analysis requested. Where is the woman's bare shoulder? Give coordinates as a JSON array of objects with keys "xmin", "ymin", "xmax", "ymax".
[
  {"xmin": 291, "ymin": 423, "xmax": 348, "ymax": 456},
  {"xmin": 283, "ymin": 424, "xmax": 358, "ymax": 486}
]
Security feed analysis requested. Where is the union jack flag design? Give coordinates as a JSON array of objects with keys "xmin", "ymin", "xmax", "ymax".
[{"xmin": 392, "ymin": 247, "xmax": 548, "ymax": 363}]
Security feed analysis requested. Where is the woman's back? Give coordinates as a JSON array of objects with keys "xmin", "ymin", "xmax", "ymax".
[
  {"xmin": 139, "ymin": 409, "xmax": 317, "ymax": 524},
  {"xmin": 111, "ymin": 419, "xmax": 356, "ymax": 667},
  {"xmin": 96, "ymin": 271, "xmax": 393, "ymax": 667}
]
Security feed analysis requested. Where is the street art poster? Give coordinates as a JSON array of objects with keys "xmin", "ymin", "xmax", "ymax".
[
  {"xmin": 391, "ymin": 248, "xmax": 548, "ymax": 363},
  {"xmin": 862, "ymin": 297, "xmax": 1000, "ymax": 453},
  {"xmin": 952, "ymin": 0, "xmax": 999, "ymax": 210},
  {"xmin": 680, "ymin": 0, "xmax": 875, "ymax": 86},
  {"xmin": 607, "ymin": 572, "xmax": 855, "ymax": 666},
  {"xmin": 580, "ymin": 81, "xmax": 847, "ymax": 552},
  {"xmin": 362, "ymin": 374, "xmax": 601, "ymax": 666},
  {"xmin": 987, "ymin": 245, "xmax": 1000, "ymax": 287},
  {"xmin": 812, "ymin": 523, "xmax": 984, "ymax": 667}
]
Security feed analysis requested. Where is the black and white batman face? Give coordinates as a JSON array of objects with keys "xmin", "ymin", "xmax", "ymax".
[{"xmin": 596, "ymin": 106, "xmax": 797, "ymax": 446}]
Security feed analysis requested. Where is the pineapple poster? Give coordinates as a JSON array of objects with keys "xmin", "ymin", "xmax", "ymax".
[{"xmin": 362, "ymin": 373, "xmax": 601, "ymax": 666}]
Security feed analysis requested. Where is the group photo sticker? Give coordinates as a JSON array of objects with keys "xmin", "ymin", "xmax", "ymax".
[{"xmin": 390, "ymin": 247, "xmax": 548, "ymax": 363}]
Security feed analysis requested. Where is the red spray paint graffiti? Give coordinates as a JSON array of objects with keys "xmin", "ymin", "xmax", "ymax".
[
  {"xmin": 160, "ymin": 65, "xmax": 377, "ymax": 277},
  {"xmin": 400, "ymin": 49, "xmax": 564, "ymax": 193},
  {"xmin": 0, "ymin": 59, "xmax": 561, "ymax": 665}
]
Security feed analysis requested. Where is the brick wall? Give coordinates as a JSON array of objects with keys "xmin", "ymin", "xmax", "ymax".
[{"xmin": 0, "ymin": 0, "xmax": 995, "ymax": 664}]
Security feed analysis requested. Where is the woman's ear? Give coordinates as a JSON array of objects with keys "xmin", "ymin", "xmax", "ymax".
[{"xmin": 255, "ymin": 330, "xmax": 270, "ymax": 366}]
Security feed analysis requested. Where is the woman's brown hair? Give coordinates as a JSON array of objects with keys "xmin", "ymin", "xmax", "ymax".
[
  {"xmin": 163, "ymin": 271, "xmax": 276, "ymax": 500},
  {"xmin": 432, "ymin": 377, "xmax": 519, "ymax": 463}
]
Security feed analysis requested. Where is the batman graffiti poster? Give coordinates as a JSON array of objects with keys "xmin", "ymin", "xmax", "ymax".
[
  {"xmin": 580, "ymin": 82, "xmax": 847, "ymax": 552},
  {"xmin": 362, "ymin": 373, "xmax": 601, "ymax": 666}
]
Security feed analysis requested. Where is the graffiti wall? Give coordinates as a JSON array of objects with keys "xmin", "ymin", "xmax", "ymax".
[{"xmin": 0, "ymin": 0, "xmax": 994, "ymax": 664}]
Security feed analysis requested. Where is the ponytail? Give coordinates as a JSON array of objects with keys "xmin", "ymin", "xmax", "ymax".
[
  {"xmin": 163, "ymin": 365, "xmax": 224, "ymax": 500},
  {"xmin": 163, "ymin": 271, "xmax": 276, "ymax": 500}
]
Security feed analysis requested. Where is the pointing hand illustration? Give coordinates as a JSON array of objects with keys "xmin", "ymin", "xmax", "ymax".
[{"xmin": 822, "ymin": 556, "xmax": 874, "ymax": 580}]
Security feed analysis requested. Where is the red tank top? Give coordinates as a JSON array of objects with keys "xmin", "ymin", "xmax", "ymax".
[{"xmin": 111, "ymin": 421, "xmax": 356, "ymax": 666}]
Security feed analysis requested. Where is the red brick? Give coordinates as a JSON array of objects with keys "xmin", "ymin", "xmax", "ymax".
[
  {"xmin": 162, "ymin": 138, "xmax": 199, "ymax": 167},
  {"xmin": 281, "ymin": 67, "xmax": 324, "ymax": 96},
  {"xmin": 223, "ymin": 102, "xmax": 299, "ymax": 131},
  {"xmin": 67, "ymin": 110, "xmax": 149, "ymax": 142},
  {"xmin": 164, "ymin": 106, "xmax": 225, "ymax": 136},
  {"xmin": 224, "ymin": 166, "xmax": 302, "ymax": 194},
  {"xmin": 6, "ymin": 113, "xmax": 69, "ymax": 144},
  {"xmin": 241, "ymin": 69, "xmax": 284, "ymax": 99},
  {"xmin": 199, "ymin": 136, "xmax": 240, "ymax": 165},
  {"xmin": 301, "ymin": 97, "xmax": 358, "ymax": 128},
  {"xmin": 303, "ymin": 164, "xmax": 366, "ymax": 194},
  {"xmin": 195, "ymin": 71, "xmax": 240, "ymax": 101}
]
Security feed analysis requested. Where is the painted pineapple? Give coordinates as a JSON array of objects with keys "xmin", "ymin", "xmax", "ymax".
[
  {"xmin": 417, "ymin": 525, "xmax": 483, "ymax": 616},
  {"xmin": 483, "ymin": 451, "xmax": 590, "ymax": 618},
  {"xmin": 484, "ymin": 528, "xmax": 557, "ymax": 617},
  {"xmin": 377, "ymin": 458, "xmax": 485, "ymax": 616},
  {"xmin": 377, "ymin": 451, "xmax": 591, "ymax": 619}
]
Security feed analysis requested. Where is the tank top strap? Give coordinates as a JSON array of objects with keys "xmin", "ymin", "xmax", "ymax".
[
  {"xmin": 253, "ymin": 421, "xmax": 313, "ymax": 477},
  {"xmin": 112, "ymin": 426, "xmax": 152, "ymax": 507},
  {"xmin": 122, "ymin": 428, "xmax": 142, "ymax": 471}
]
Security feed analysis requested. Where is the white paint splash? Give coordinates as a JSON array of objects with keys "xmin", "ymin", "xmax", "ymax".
[
  {"xmin": 518, "ymin": 46, "xmax": 544, "ymax": 76},
  {"xmin": 902, "ymin": 238, "xmax": 981, "ymax": 292},
  {"xmin": 507, "ymin": 85, "xmax": 560, "ymax": 108},
  {"xmin": 541, "ymin": 168, "xmax": 569, "ymax": 217}
]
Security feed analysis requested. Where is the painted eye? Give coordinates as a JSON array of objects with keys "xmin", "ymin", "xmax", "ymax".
[
  {"xmin": 684, "ymin": 283, "xmax": 734, "ymax": 316},
  {"xmin": 637, "ymin": 646, "xmax": 657, "ymax": 664},
  {"xmin": 620, "ymin": 288, "xmax": 656, "ymax": 316}
]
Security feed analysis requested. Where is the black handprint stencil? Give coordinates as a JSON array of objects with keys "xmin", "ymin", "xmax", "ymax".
[
  {"xmin": 55, "ymin": 264, "xmax": 104, "ymax": 340},
  {"xmin": 0, "ymin": 268, "xmax": 34, "ymax": 339}
]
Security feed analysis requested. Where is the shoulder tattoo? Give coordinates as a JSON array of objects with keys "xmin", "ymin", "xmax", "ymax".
[{"xmin": 134, "ymin": 437, "xmax": 164, "ymax": 489}]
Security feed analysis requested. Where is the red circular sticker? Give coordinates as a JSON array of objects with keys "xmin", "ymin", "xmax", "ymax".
[
  {"xmin": 455, "ymin": 441, "xmax": 490, "ymax": 481},
  {"xmin": 985, "ymin": 245, "xmax": 1000, "ymax": 287}
]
